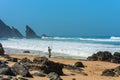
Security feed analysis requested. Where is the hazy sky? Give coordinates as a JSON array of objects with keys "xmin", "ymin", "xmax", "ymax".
[{"xmin": 0, "ymin": 0, "xmax": 120, "ymax": 37}]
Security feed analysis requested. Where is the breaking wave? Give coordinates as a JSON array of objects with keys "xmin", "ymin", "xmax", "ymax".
[{"xmin": 0, "ymin": 36, "xmax": 120, "ymax": 58}]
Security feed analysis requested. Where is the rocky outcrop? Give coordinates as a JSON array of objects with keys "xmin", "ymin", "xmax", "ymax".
[
  {"xmin": 25, "ymin": 25, "xmax": 39, "ymax": 38},
  {"xmin": 87, "ymin": 51, "xmax": 120, "ymax": 64},
  {"xmin": 102, "ymin": 66, "xmax": 120, "ymax": 77},
  {"xmin": 0, "ymin": 43, "xmax": 5, "ymax": 55},
  {"xmin": 87, "ymin": 51, "xmax": 112, "ymax": 61},
  {"xmin": 32, "ymin": 57, "xmax": 64, "ymax": 75},
  {"xmin": 0, "ymin": 19, "xmax": 23, "ymax": 38},
  {"xmin": 11, "ymin": 27, "xmax": 23, "ymax": 38},
  {"xmin": 111, "ymin": 52, "xmax": 120, "ymax": 63}
]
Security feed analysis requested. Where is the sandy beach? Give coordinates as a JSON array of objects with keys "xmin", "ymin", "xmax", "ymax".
[{"xmin": 0, "ymin": 53, "xmax": 119, "ymax": 80}]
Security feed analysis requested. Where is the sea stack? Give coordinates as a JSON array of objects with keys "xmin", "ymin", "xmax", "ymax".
[
  {"xmin": 25, "ymin": 25, "xmax": 38, "ymax": 38},
  {"xmin": 0, "ymin": 19, "xmax": 23, "ymax": 38},
  {"xmin": 11, "ymin": 27, "xmax": 23, "ymax": 38}
]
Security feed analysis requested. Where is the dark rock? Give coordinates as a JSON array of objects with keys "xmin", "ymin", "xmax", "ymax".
[
  {"xmin": 47, "ymin": 72, "xmax": 62, "ymax": 80},
  {"xmin": 102, "ymin": 66, "xmax": 120, "ymax": 77},
  {"xmin": 87, "ymin": 54, "xmax": 98, "ymax": 61},
  {"xmin": 113, "ymin": 52, "xmax": 120, "ymax": 57},
  {"xmin": 114, "ymin": 66, "xmax": 120, "ymax": 75},
  {"xmin": 0, "ymin": 61, "xmax": 15, "ymax": 76},
  {"xmin": 33, "ymin": 56, "xmax": 48, "ymax": 64},
  {"xmin": 97, "ymin": 51, "xmax": 112, "ymax": 61},
  {"xmin": 3, "ymin": 54, "xmax": 10, "ymax": 59},
  {"xmin": 32, "ymin": 72, "xmax": 46, "ymax": 77},
  {"xmin": 0, "ymin": 60, "xmax": 8, "ymax": 64},
  {"xmin": 72, "ymin": 78, "xmax": 76, "ymax": 80},
  {"xmin": 111, "ymin": 52, "xmax": 120, "ymax": 63},
  {"xmin": 74, "ymin": 62, "xmax": 85, "ymax": 68},
  {"xmin": 41, "ymin": 34, "xmax": 48, "ymax": 38},
  {"xmin": 78, "ymin": 72, "xmax": 88, "ymax": 76},
  {"xmin": 87, "ymin": 51, "xmax": 112, "ymax": 61},
  {"xmin": 8, "ymin": 57, "xmax": 18, "ymax": 62},
  {"xmin": 26, "ymin": 25, "xmax": 38, "ymax": 38},
  {"xmin": 19, "ymin": 57, "xmax": 33, "ymax": 69},
  {"xmin": 64, "ymin": 64, "xmax": 80, "ymax": 70},
  {"xmin": 101, "ymin": 69, "xmax": 115, "ymax": 76},
  {"xmin": 17, "ymin": 77, "xmax": 28, "ymax": 80},
  {"xmin": 19, "ymin": 57, "xmax": 33, "ymax": 64},
  {"xmin": 11, "ymin": 62, "xmax": 33, "ymax": 77},
  {"xmin": 23, "ymin": 51, "xmax": 30, "ymax": 53},
  {"xmin": 0, "ymin": 43, "xmax": 5, "ymax": 55},
  {"xmin": 32, "ymin": 57, "xmax": 64, "ymax": 75}
]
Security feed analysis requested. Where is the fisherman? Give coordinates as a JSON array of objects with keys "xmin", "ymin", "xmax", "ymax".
[{"xmin": 48, "ymin": 46, "xmax": 52, "ymax": 58}]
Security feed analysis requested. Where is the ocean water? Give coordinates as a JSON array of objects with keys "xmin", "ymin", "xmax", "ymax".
[{"xmin": 0, "ymin": 36, "xmax": 120, "ymax": 59}]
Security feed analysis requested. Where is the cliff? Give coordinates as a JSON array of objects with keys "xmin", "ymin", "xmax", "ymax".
[{"xmin": 25, "ymin": 25, "xmax": 39, "ymax": 38}]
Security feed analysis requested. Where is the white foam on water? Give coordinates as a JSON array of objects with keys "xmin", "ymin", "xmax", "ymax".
[{"xmin": 0, "ymin": 38, "xmax": 120, "ymax": 58}]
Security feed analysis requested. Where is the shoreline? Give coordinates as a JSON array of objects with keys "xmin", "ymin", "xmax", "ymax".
[{"xmin": 4, "ymin": 48, "xmax": 87, "ymax": 60}]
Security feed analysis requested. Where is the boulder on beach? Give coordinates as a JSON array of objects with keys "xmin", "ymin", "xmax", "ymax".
[
  {"xmin": 114, "ymin": 66, "xmax": 120, "ymax": 76},
  {"xmin": 0, "ymin": 60, "xmax": 15, "ymax": 76},
  {"xmin": 101, "ymin": 69, "xmax": 115, "ymax": 76},
  {"xmin": 102, "ymin": 66, "xmax": 120, "ymax": 77},
  {"xmin": 0, "ymin": 43, "xmax": 5, "ymax": 55},
  {"xmin": 23, "ymin": 50, "xmax": 30, "ymax": 53},
  {"xmin": 111, "ymin": 52, "xmax": 120, "ymax": 63},
  {"xmin": 87, "ymin": 51, "xmax": 112, "ymax": 61},
  {"xmin": 88, "ymin": 51, "xmax": 120, "ymax": 64},
  {"xmin": 32, "ymin": 57, "xmax": 64, "ymax": 75},
  {"xmin": 11, "ymin": 62, "xmax": 33, "ymax": 77},
  {"xmin": 74, "ymin": 62, "xmax": 85, "ymax": 68},
  {"xmin": 19, "ymin": 57, "xmax": 33, "ymax": 69}
]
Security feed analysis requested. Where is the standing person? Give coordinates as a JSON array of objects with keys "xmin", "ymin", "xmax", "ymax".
[{"xmin": 48, "ymin": 46, "xmax": 52, "ymax": 58}]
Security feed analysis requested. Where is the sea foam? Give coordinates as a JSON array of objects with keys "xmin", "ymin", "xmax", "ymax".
[{"xmin": 0, "ymin": 37, "xmax": 120, "ymax": 58}]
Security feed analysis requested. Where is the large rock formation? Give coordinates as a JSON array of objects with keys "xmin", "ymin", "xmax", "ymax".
[
  {"xmin": 87, "ymin": 51, "xmax": 120, "ymax": 64},
  {"xmin": 11, "ymin": 27, "xmax": 23, "ymax": 38},
  {"xmin": 0, "ymin": 19, "xmax": 23, "ymax": 38},
  {"xmin": 25, "ymin": 25, "xmax": 39, "ymax": 38}
]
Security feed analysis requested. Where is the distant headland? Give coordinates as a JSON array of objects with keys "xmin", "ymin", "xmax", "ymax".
[{"xmin": 0, "ymin": 19, "xmax": 45, "ymax": 38}]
